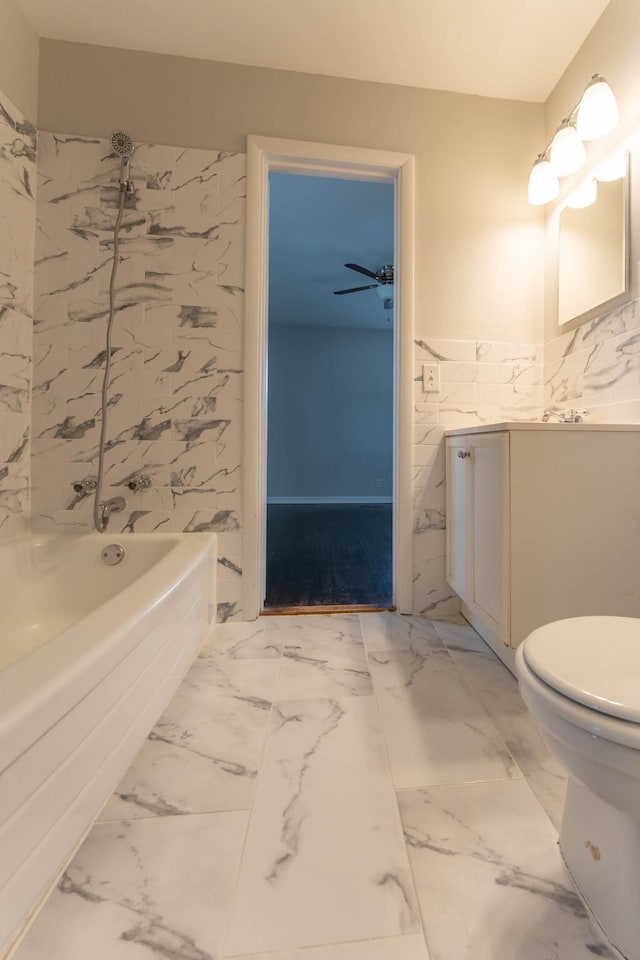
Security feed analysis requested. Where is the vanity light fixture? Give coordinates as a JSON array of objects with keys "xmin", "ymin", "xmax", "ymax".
[
  {"xmin": 549, "ymin": 120, "xmax": 587, "ymax": 177},
  {"xmin": 528, "ymin": 154, "xmax": 560, "ymax": 205},
  {"xmin": 577, "ymin": 75, "xmax": 619, "ymax": 141},
  {"xmin": 527, "ymin": 74, "xmax": 619, "ymax": 205},
  {"xmin": 566, "ymin": 178, "xmax": 597, "ymax": 209}
]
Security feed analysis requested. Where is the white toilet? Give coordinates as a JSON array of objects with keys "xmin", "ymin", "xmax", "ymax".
[{"xmin": 516, "ymin": 616, "xmax": 640, "ymax": 960}]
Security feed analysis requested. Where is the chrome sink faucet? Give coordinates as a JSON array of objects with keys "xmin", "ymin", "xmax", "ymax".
[{"xmin": 542, "ymin": 408, "xmax": 589, "ymax": 423}]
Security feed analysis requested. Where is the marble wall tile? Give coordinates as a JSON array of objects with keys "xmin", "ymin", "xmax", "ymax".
[
  {"xmin": 32, "ymin": 132, "xmax": 245, "ymax": 618},
  {"xmin": 0, "ymin": 94, "xmax": 37, "ymax": 537},
  {"xmin": 544, "ymin": 296, "xmax": 640, "ymax": 422}
]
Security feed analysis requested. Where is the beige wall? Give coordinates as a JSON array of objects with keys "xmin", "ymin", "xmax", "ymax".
[
  {"xmin": 37, "ymin": 39, "xmax": 545, "ymax": 344},
  {"xmin": 544, "ymin": 0, "xmax": 640, "ymax": 342},
  {"xmin": 0, "ymin": 0, "xmax": 38, "ymax": 122}
]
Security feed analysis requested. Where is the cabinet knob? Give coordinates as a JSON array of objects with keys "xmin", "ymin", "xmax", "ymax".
[{"xmin": 457, "ymin": 449, "xmax": 471, "ymax": 459}]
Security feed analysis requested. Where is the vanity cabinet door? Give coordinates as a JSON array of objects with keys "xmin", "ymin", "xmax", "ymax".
[
  {"xmin": 470, "ymin": 432, "xmax": 509, "ymax": 640},
  {"xmin": 445, "ymin": 436, "xmax": 471, "ymax": 602},
  {"xmin": 446, "ymin": 431, "xmax": 510, "ymax": 648}
]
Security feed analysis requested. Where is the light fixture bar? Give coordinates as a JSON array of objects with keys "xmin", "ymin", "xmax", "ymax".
[{"xmin": 527, "ymin": 74, "xmax": 619, "ymax": 206}]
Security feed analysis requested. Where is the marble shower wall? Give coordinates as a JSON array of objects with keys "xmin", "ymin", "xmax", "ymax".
[
  {"xmin": 0, "ymin": 93, "xmax": 36, "ymax": 537},
  {"xmin": 544, "ymin": 296, "xmax": 640, "ymax": 422},
  {"xmin": 412, "ymin": 338, "xmax": 543, "ymax": 616},
  {"xmin": 31, "ymin": 133, "xmax": 245, "ymax": 619}
]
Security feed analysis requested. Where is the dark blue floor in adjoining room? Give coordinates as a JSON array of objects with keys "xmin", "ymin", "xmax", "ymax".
[{"xmin": 265, "ymin": 503, "xmax": 393, "ymax": 609}]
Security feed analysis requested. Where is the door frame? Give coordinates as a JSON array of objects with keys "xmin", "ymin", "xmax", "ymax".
[{"xmin": 242, "ymin": 135, "xmax": 415, "ymax": 619}]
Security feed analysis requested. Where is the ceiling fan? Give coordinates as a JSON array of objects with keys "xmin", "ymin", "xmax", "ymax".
[{"xmin": 334, "ymin": 263, "xmax": 394, "ymax": 309}]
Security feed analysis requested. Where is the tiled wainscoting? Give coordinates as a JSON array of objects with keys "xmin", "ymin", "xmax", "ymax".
[
  {"xmin": 31, "ymin": 133, "xmax": 245, "ymax": 618},
  {"xmin": 13, "ymin": 613, "xmax": 615, "ymax": 960},
  {"xmin": 0, "ymin": 95, "xmax": 37, "ymax": 536},
  {"xmin": 544, "ymin": 296, "xmax": 640, "ymax": 422}
]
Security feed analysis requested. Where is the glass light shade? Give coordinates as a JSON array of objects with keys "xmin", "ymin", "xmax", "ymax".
[
  {"xmin": 576, "ymin": 76, "xmax": 619, "ymax": 141},
  {"xmin": 566, "ymin": 178, "xmax": 597, "ymax": 209},
  {"xmin": 594, "ymin": 148, "xmax": 627, "ymax": 182},
  {"xmin": 528, "ymin": 157, "xmax": 560, "ymax": 205},
  {"xmin": 549, "ymin": 122, "xmax": 587, "ymax": 176},
  {"xmin": 376, "ymin": 283, "xmax": 393, "ymax": 301}
]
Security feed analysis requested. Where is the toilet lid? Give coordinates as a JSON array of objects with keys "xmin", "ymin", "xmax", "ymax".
[{"xmin": 523, "ymin": 617, "xmax": 640, "ymax": 723}]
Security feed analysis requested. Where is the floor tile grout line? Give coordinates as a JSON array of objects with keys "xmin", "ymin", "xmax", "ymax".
[
  {"xmin": 359, "ymin": 612, "xmax": 433, "ymax": 960},
  {"xmin": 223, "ymin": 930, "xmax": 430, "ymax": 959},
  {"xmin": 220, "ymin": 616, "xmax": 290, "ymax": 960},
  {"xmin": 427, "ymin": 619, "xmax": 525, "ymax": 781},
  {"xmin": 363, "ymin": 619, "xmax": 521, "ymax": 794},
  {"xmin": 431, "ymin": 618, "xmax": 567, "ymax": 831},
  {"xmin": 222, "ymin": 613, "xmax": 417, "ymax": 958},
  {"xmin": 95, "ymin": 806, "xmax": 254, "ymax": 825},
  {"xmin": 393, "ymin": 774, "xmax": 526, "ymax": 793}
]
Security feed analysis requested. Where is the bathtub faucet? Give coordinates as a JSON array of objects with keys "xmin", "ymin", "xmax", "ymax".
[{"xmin": 99, "ymin": 496, "xmax": 127, "ymax": 530}]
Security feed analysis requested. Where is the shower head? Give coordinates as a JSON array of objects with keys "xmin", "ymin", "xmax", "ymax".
[{"xmin": 110, "ymin": 130, "xmax": 135, "ymax": 158}]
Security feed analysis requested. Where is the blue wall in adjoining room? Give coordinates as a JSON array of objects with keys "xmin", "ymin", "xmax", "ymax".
[{"xmin": 267, "ymin": 324, "xmax": 393, "ymax": 500}]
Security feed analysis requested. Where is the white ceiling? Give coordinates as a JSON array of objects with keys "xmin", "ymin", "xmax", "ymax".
[
  {"xmin": 269, "ymin": 174, "xmax": 394, "ymax": 332},
  {"xmin": 16, "ymin": 0, "xmax": 610, "ymax": 102}
]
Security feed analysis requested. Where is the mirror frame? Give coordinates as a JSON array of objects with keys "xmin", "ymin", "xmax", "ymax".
[{"xmin": 556, "ymin": 154, "xmax": 631, "ymax": 328}]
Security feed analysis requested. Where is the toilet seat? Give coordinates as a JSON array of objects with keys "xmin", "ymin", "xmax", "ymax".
[{"xmin": 523, "ymin": 616, "xmax": 640, "ymax": 724}]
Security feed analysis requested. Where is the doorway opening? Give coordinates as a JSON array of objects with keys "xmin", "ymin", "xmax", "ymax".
[
  {"xmin": 265, "ymin": 173, "xmax": 394, "ymax": 610},
  {"xmin": 242, "ymin": 136, "xmax": 415, "ymax": 621}
]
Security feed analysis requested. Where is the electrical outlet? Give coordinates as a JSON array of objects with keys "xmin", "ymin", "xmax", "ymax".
[
  {"xmin": 422, "ymin": 363, "xmax": 440, "ymax": 392},
  {"xmin": 376, "ymin": 478, "xmax": 382, "ymax": 488}
]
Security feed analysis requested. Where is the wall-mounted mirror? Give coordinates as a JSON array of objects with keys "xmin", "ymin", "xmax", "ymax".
[{"xmin": 558, "ymin": 164, "xmax": 629, "ymax": 325}]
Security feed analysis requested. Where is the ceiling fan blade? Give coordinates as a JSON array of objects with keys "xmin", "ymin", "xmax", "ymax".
[
  {"xmin": 344, "ymin": 262, "xmax": 379, "ymax": 280},
  {"xmin": 334, "ymin": 284, "xmax": 379, "ymax": 295}
]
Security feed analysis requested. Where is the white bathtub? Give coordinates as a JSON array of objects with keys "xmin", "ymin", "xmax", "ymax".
[{"xmin": 0, "ymin": 532, "xmax": 216, "ymax": 957}]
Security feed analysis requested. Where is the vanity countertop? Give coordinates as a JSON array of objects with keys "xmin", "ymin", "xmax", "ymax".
[{"xmin": 444, "ymin": 421, "xmax": 640, "ymax": 437}]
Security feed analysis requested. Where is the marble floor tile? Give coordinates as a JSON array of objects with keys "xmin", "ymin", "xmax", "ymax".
[
  {"xmin": 369, "ymin": 647, "xmax": 520, "ymax": 788},
  {"xmin": 432, "ymin": 619, "xmax": 567, "ymax": 828},
  {"xmin": 99, "ymin": 652, "xmax": 279, "ymax": 820},
  {"xmin": 98, "ymin": 686, "xmax": 271, "ymax": 821},
  {"xmin": 277, "ymin": 615, "xmax": 373, "ymax": 699},
  {"xmin": 287, "ymin": 613, "xmax": 365, "ymax": 649},
  {"xmin": 228, "ymin": 935, "xmax": 430, "ymax": 960},
  {"xmin": 209, "ymin": 616, "xmax": 290, "ymax": 659},
  {"xmin": 191, "ymin": 641, "xmax": 282, "ymax": 696},
  {"xmin": 398, "ymin": 779, "xmax": 617, "ymax": 960},
  {"xmin": 15, "ymin": 811, "xmax": 249, "ymax": 960},
  {"xmin": 359, "ymin": 612, "xmax": 445, "ymax": 655},
  {"xmin": 223, "ymin": 696, "xmax": 421, "ymax": 956}
]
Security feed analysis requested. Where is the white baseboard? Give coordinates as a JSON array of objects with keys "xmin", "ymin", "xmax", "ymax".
[{"xmin": 267, "ymin": 496, "xmax": 393, "ymax": 505}]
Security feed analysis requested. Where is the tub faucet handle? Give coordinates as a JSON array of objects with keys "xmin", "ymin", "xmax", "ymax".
[
  {"xmin": 73, "ymin": 477, "xmax": 98, "ymax": 495},
  {"xmin": 127, "ymin": 474, "xmax": 152, "ymax": 492}
]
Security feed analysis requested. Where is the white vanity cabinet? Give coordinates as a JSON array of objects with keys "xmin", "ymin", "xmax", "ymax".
[{"xmin": 445, "ymin": 423, "xmax": 640, "ymax": 669}]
